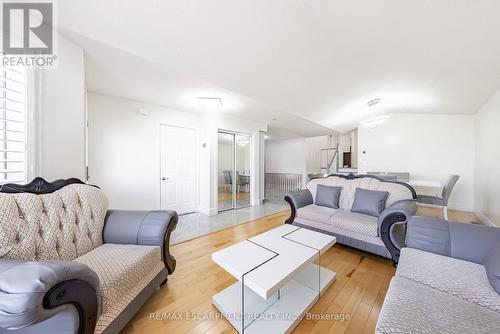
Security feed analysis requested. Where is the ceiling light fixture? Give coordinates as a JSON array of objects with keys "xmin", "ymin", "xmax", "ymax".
[
  {"xmin": 197, "ymin": 97, "xmax": 222, "ymax": 112},
  {"xmin": 360, "ymin": 98, "xmax": 389, "ymax": 128},
  {"xmin": 367, "ymin": 98, "xmax": 381, "ymax": 107},
  {"xmin": 136, "ymin": 108, "xmax": 150, "ymax": 116}
]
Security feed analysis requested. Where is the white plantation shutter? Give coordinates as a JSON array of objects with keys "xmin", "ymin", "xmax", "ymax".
[{"xmin": 0, "ymin": 63, "xmax": 27, "ymax": 185}]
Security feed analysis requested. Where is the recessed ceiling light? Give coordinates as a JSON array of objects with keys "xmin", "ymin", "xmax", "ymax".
[
  {"xmin": 136, "ymin": 108, "xmax": 150, "ymax": 116},
  {"xmin": 367, "ymin": 98, "xmax": 381, "ymax": 107},
  {"xmin": 360, "ymin": 115, "xmax": 389, "ymax": 128},
  {"xmin": 197, "ymin": 97, "xmax": 222, "ymax": 112}
]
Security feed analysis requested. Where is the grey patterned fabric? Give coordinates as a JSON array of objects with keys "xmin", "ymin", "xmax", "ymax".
[
  {"xmin": 351, "ymin": 188, "xmax": 389, "ymax": 217},
  {"xmin": 296, "ymin": 205, "xmax": 340, "ymax": 225},
  {"xmin": 484, "ymin": 242, "xmax": 500, "ymax": 294},
  {"xmin": 376, "ymin": 276, "xmax": 500, "ymax": 334},
  {"xmin": 314, "ymin": 185, "xmax": 342, "ymax": 209},
  {"xmin": 330, "ymin": 211, "xmax": 378, "ymax": 237},
  {"xmin": 397, "ymin": 248, "xmax": 500, "ymax": 312},
  {"xmin": 101, "ymin": 269, "xmax": 168, "ymax": 334},
  {"xmin": 75, "ymin": 244, "xmax": 164, "ymax": 334},
  {"xmin": 378, "ymin": 221, "xmax": 500, "ymax": 334},
  {"xmin": 0, "ymin": 184, "xmax": 108, "ymax": 261},
  {"xmin": 293, "ymin": 221, "xmax": 391, "ymax": 258}
]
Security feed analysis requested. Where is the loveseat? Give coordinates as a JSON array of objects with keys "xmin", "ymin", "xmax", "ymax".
[
  {"xmin": 285, "ymin": 174, "xmax": 417, "ymax": 261},
  {"xmin": 376, "ymin": 216, "xmax": 500, "ymax": 333},
  {"xmin": 0, "ymin": 178, "xmax": 178, "ymax": 334}
]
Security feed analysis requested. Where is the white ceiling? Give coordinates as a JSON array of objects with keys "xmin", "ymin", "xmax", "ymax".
[{"xmin": 58, "ymin": 0, "xmax": 500, "ymax": 134}]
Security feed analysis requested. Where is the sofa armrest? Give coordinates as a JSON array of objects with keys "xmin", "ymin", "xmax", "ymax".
[
  {"xmin": 284, "ymin": 189, "xmax": 313, "ymax": 224},
  {"xmin": 405, "ymin": 216, "xmax": 500, "ymax": 264},
  {"xmin": 0, "ymin": 260, "xmax": 99, "ymax": 334},
  {"xmin": 103, "ymin": 210, "xmax": 178, "ymax": 274},
  {"xmin": 379, "ymin": 200, "xmax": 417, "ymax": 264}
]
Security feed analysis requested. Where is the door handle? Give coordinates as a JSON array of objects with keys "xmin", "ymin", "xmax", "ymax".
[{"xmin": 161, "ymin": 177, "xmax": 169, "ymax": 181}]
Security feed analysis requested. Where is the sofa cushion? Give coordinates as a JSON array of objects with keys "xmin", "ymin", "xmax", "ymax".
[
  {"xmin": 329, "ymin": 211, "xmax": 378, "ymax": 237},
  {"xmin": 376, "ymin": 276, "xmax": 500, "ymax": 334},
  {"xmin": 314, "ymin": 185, "xmax": 342, "ymax": 209},
  {"xmin": 296, "ymin": 204, "xmax": 340, "ymax": 225},
  {"xmin": 484, "ymin": 241, "xmax": 500, "ymax": 294},
  {"xmin": 351, "ymin": 188, "xmax": 389, "ymax": 217},
  {"xmin": 75, "ymin": 244, "xmax": 165, "ymax": 334},
  {"xmin": 397, "ymin": 247, "xmax": 500, "ymax": 312},
  {"xmin": 0, "ymin": 184, "xmax": 108, "ymax": 262}
]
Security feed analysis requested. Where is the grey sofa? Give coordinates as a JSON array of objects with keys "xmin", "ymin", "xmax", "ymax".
[
  {"xmin": 0, "ymin": 178, "xmax": 178, "ymax": 334},
  {"xmin": 285, "ymin": 174, "xmax": 417, "ymax": 260},
  {"xmin": 377, "ymin": 216, "xmax": 500, "ymax": 333}
]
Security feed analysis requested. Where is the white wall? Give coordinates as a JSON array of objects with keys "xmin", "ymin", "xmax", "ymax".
[
  {"xmin": 87, "ymin": 92, "xmax": 200, "ymax": 210},
  {"xmin": 265, "ymin": 138, "xmax": 307, "ymax": 174},
  {"xmin": 88, "ymin": 92, "xmax": 266, "ymax": 214},
  {"xmin": 37, "ymin": 34, "xmax": 86, "ymax": 180},
  {"xmin": 305, "ymin": 136, "xmax": 328, "ymax": 174},
  {"xmin": 475, "ymin": 87, "xmax": 500, "ymax": 226},
  {"xmin": 358, "ymin": 113, "xmax": 475, "ymax": 211}
]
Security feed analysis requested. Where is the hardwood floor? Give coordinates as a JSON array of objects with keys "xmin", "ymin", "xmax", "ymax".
[
  {"xmin": 416, "ymin": 205, "xmax": 480, "ymax": 223},
  {"xmin": 122, "ymin": 206, "xmax": 479, "ymax": 334},
  {"xmin": 122, "ymin": 210, "xmax": 395, "ymax": 334}
]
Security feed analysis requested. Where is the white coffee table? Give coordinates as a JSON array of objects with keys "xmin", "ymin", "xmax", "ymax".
[{"xmin": 212, "ymin": 224, "xmax": 337, "ymax": 334}]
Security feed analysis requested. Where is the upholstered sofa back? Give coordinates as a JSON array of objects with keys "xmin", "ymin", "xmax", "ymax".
[
  {"xmin": 0, "ymin": 184, "xmax": 108, "ymax": 261},
  {"xmin": 307, "ymin": 176, "xmax": 413, "ymax": 211}
]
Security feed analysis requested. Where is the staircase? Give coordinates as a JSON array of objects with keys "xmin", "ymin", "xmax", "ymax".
[{"xmin": 320, "ymin": 142, "xmax": 339, "ymax": 174}]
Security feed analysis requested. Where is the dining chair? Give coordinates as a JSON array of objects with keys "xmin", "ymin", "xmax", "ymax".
[
  {"xmin": 416, "ymin": 175, "xmax": 460, "ymax": 220},
  {"xmin": 222, "ymin": 170, "xmax": 232, "ymax": 191}
]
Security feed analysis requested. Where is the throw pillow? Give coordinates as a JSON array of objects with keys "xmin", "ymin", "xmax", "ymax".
[
  {"xmin": 315, "ymin": 184, "xmax": 342, "ymax": 209},
  {"xmin": 351, "ymin": 188, "xmax": 389, "ymax": 217}
]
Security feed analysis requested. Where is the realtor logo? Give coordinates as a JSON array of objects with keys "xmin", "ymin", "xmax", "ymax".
[
  {"xmin": 1, "ymin": 1, "xmax": 57, "ymax": 67},
  {"xmin": 2, "ymin": 1, "xmax": 53, "ymax": 54}
]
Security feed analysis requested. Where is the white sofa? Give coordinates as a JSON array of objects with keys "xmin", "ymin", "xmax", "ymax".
[{"xmin": 285, "ymin": 174, "xmax": 417, "ymax": 260}]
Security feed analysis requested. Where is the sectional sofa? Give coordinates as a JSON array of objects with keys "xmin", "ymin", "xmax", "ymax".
[
  {"xmin": 285, "ymin": 174, "xmax": 417, "ymax": 261},
  {"xmin": 377, "ymin": 216, "xmax": 500, "ymax": 333},
  {"xmin": 0, "ymin": 178, "xmax": 178, "ymax": 334}
]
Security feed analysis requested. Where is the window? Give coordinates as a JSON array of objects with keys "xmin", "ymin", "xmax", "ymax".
[{"xmin": 0, "ymin": 64, "xmax": 27, "ymax": 185}]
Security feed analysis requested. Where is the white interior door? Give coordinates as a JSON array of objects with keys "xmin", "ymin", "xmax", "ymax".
[{"xmin": 160, "ymin": 125, "xmax": 197, "ymax": 214}]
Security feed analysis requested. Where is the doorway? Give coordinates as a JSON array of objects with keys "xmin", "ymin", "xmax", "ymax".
[
  {"xmin": 218, "ymin": 131, "xmax": 251, "ymax": 212},
  {"xmin": 160, "ymin": 124, "xmax": 197, "ymax": 215}
]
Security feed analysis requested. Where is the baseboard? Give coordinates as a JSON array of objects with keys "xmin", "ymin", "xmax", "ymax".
[
  {"xmin": 475, "ymin": 212, "xmax": 497, "ymax": 227},
  {"xmin": 197, "ymin": 206, "xmax": 218, "ymax": 216},
  {"xmin": 417, "ymin": 202, "xmax": 473, "ymax": 212}
]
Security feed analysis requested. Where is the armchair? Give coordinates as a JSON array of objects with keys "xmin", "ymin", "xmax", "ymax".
[{"xmin": 0, "ymin": 178, "xmax": 178, "ymax": 334}]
